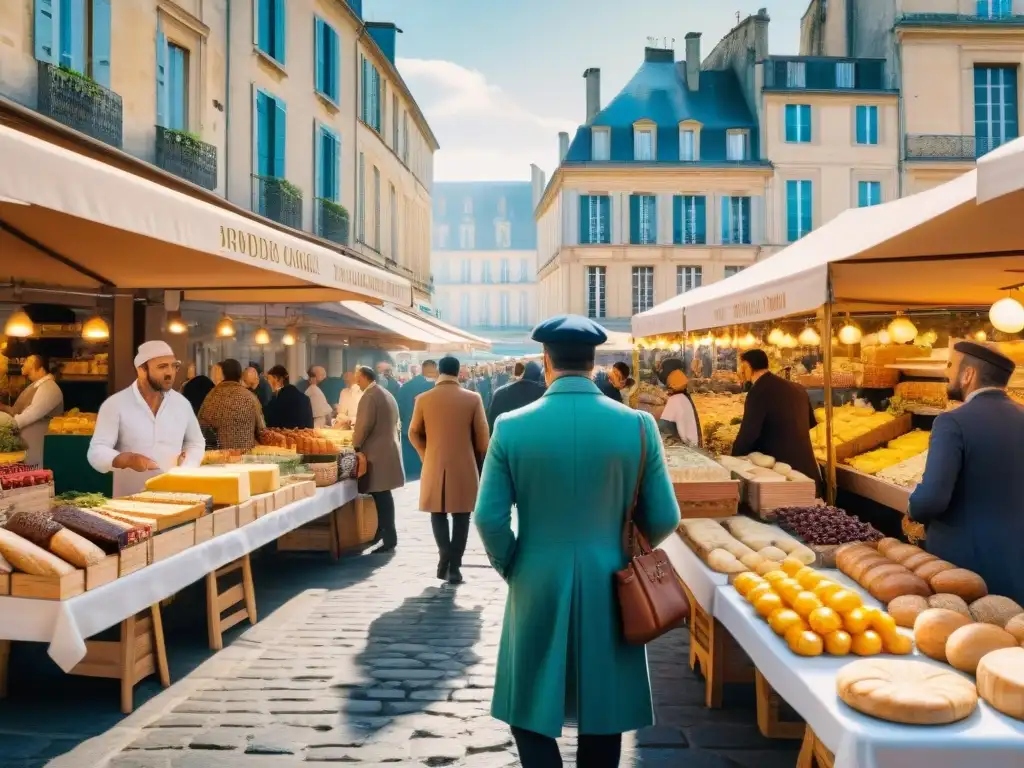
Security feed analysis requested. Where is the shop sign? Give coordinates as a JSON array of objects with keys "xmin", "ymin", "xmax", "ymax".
[
  {"xmin": 712, "ymin": 291, "xmax": 788, "ymax": 325},
  {"xmin": 685, "ymin": 267, "xmax": 828, "ymax": 333}
]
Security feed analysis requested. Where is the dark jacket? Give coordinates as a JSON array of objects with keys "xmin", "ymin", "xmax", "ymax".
[
  {"xmin": 487, "ymin": 362, "xmax": 545, "ymax": 431},
  {"xmin": 264, "ymin": 384, "xmax": 314, "ymax": 429},
  {"xmin": 597, "ymin": 377, "xmax": 623, "ymax": 403},
  {"xmin": 397, "ymin": 374, "xmax": 435, "ymax": 479},
  {"xmin": 909, "ymin": 390, "xmax": 1024, "ymax": 605},
  {"xmin": 732, "ymin": 372, "xmax": 821, "ymax": 486},
  {"xmin": 181, "ymin": 375, "xmax": 215, "ymax": 415},
  {"xmin": 382, "ymin": 375, "xmax": 402, "ymax": 401},
  {"xmin": 253, "ymin": 376, "xmax": 273, "ymax": 408}
]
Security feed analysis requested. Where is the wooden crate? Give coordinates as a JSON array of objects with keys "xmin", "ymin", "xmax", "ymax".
[
  {"xmin": 744, "ymin": 478, "xmax": 817, "ymax": 520},
  {"xmin": 796, "ymin": 726, "xmax": 835, "ymax": 768},
  {"xmin": 194, "ymin": 514, "xmax": 214, "ymax": 544},
  {"xmin": 237, "ymin": 499, "xmax": 257, "ymax": 526},
  {"xmin": 673, "ymin": 480, "xmax": 740, "ymax": 519},
  {"xmin": 833, "ymin": 414, "xmax": 912, "ymax": 462},
  {"xmin": 212, "ymin": 505, "xmax": 238, "ymax": 537},
  {"xmin": 292, "ymin": 481, "xmax": 316, "ymax": 499},
  {"xmin": 0, "ymin": 482, "xmax": 55, "ymax": 516},
  {"xmin": 0, "ymin": 573, "xmax": 9, "ymax": 596},
  {"xmin": 151, "ymin": 522, "xmax": 196, "ymax": 563},
  {"xmin": 684, "ymin": 581, "xmax": 753, "ymax": 708},
  {"xmin": 277, "ymin": 520, "xmax": 335, "ymax": 552},
  {"xmin": 86, "ymin": 554, "xmax": 119, "ymax": 590},
  {"xmin": 11, "ymin": 569, "xmax": 86, "ymax": 600},
  {"xmin": 119, "ymin": 542, "xmax": 149, "ymax": 577},
  {"xmin": 273, "ymin": 487, "xmax": 290, "ymax": 510}
]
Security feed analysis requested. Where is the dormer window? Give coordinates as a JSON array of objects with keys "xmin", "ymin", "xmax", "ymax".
[
  {"xmin": 679, "ymin": 120, "xmax": 702, "ymax": 161},
  {"xmin": 786, "ymin": 61, "xmax": 806, "ymax": 88},
  {"xmin": 592, "ymin": 127, "xmax": 610, "ymax": 161},
  {"xmin": 633, "ymin": 122, "xmax": 656, "ymax": 161},
  {"xmin": 726, "ymin": 130, "xmax": 749, "ymax": 161}
]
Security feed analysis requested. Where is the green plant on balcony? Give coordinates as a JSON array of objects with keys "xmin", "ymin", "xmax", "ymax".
[
  {"xmin": 53, "ymin": 65, "xmax": 104, "ymax": 100},
  {"xmin": 319, "ymin": 198, "xmax": 349, "ymax": 220},
  {"xmin": 163, "ymin": 128, "xmax": 205, "ymax": 153},
  {"xmin": 317, "ymin": 198, "xmax": 350, "ymax": 244},
  {"xmin": 263, "ymin": 176, "xmax": 302, "ymax": 200}
]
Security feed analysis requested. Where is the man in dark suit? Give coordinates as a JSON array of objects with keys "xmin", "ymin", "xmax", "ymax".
[
  {"xmin": 487, "ymin": 361, "xmax": 545, "ymax": 431},
  {"xmin": 909, "ymin": 341, "xmax": 1024, "ymax": 605},
  {"xmin": 263, "ymin": 365, "xmax": 314, "ymax": 429},
  {"xmin": 732, "ymin": 348, "xmax": 820, "ymax": 486},
  {"xmin": 397, "ymin": 360, "xmax": 437, "ymax": 480}
]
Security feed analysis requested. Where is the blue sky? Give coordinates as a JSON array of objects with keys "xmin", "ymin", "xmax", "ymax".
[{"xmin": 365, "ymin": 1, "xmax": 804, "ymax": 181}]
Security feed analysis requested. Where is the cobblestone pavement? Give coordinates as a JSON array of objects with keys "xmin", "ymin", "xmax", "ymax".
[{"xmin": 4, "ymin": 483, "xmax": 800, "ymax": 767}]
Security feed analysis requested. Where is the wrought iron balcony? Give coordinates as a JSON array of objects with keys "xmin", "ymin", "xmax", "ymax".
[
  {"xmin": 315, "ymin": 198, "xmax": 350, "ymax": 245},
  {"xmin": 155, "ymin": 127, "xmax": 218, "ymax": 190},
  {"xmin": 904, "ymin": 134, "xmax": 1008, "ymax": 161},
  {"xmin": 37, "ymin": 61, "xmax": 122, "ymax": 148},
  {"xmin": 252, "ymin": 175, "xmax": 303, "ymax": 229}
]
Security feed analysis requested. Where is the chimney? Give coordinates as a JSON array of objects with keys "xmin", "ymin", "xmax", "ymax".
[
  {"xmin": 583, "ymin": 67, "xmax": 601, "ymax": 122},
  {"xmin": 365, "ymin": 22, "xmax": 402, "ymax": 65},
  {"xmin": 754, "ymin": 8, "xmax": 771, "ymax": 61},
  {"xmin": 685, "ymin": 33, "xmax": 701, "ymax": 91},
  {"xmin": 558, "ymin": 132, "xmax": 570, "ymax": 161},
  {"xmin": 531, "ymin": 164, "xmax": 546, "ymax": 209}
]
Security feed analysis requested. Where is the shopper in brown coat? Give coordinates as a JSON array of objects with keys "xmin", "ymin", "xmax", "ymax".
[{"xmin": 409, "ymin": 355, "xmax": 489, "ymax": 583}]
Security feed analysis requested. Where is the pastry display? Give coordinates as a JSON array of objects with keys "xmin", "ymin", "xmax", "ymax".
[{"xmin": 662, "ymin": 444, "xmax": 732, "ymax": 483}]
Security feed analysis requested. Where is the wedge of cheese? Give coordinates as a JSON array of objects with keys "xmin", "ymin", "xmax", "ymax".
[
  {"xmin": 199, "ymin": 464, "xmax": 281, "ymax": 494},
  {"xmin": 99, "ymin": 499, "xmax": 204, "ymax": 531},
  {"xmin": 122, "ymin": 491, "xmax": 214, "ymax": 515},
  {"xmin": 145, "ymin": 469, "xmax": 251, "ymax": 505}
]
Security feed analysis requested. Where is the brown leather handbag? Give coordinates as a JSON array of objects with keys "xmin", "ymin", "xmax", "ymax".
[{"xmin": 615, "ymin": 418, "xmax": 690, "ymax": 645}]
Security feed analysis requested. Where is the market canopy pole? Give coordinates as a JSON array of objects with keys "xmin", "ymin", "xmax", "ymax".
[{"xmin": 822, "ymin": 270, "xmax": 837, "ymax": 505}]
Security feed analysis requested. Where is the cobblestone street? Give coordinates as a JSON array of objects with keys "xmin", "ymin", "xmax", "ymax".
[{"xmin": 2, "ymin": 484, "xmax": 799, "ymax": 767}]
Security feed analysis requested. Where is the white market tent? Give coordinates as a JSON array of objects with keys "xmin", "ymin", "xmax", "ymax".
[{"xmin": 632, "ymin": 141, "xmax": 1024, "ymax": 337}]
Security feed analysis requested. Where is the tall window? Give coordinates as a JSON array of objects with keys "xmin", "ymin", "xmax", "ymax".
[
  {"xmin": 592, "ymin": 128, "xmax": 610, "ymax": 161},
  {"xmin": 786, "ymin": 180, "xmax": 813, "ymax": 241},
  {"xmin": 724, "ymin": 266, "xmax": 744, "ymax": 278},
  {"xmin": 481, "ymin": 261, "xmax": 492, "ymax": 284},
  {"xmin": 478, "ymin": 293, "xmax": 491, "ymax": 326},
  {"xmin": 680, "ymin": 129, "xmax": 696, "ymax": 161},
  {"xmin": 373, "ymin": 166, "xmax": 381, "ymax": 249},
  {"xmin": 256, "ymin": 0, "xmax": 286, "ymax": 64},
  {"xmin": 579, "ymin": 195, "xmax": 611, "ymax": 244},
  {"xmin": 315, "ymin": 124, "xmax": 340, "ymax": 203},
  {"xmin": 721, "ymin": 196, "xmax": 751, "ymax": 245},
  {"xmin": 677, "ymin": 266, "xmax": 702, "ymax": 295},
  {"xmin": 499, "ymin": 258, "xmax": 510, "ymax": 283},
  {"xmin": 726, "ymin": 130, "xmax": 749, "ymax": 161},
  {"xmin": 673, "ymin": 195, "xmax": 706, "ymax": 245},
  {"xmin": 499, "ymin": 292, "xmax": 510, "ymax": 328},
  {"xmin": 435, "ymin": 224, "xmax": 449, "ymax": 249},
  {"xmin": 518, "ymin": 257, "xmax": 530, "ymax": 282},
  {"xmin": 632, "ymin": 266, "xmax": 655, "ymax": 314},
  {"xmin": 974, "ymin": 65, "xmax": 1019, "ymax": 157},
  {"xmin": 37, "ymin": 0, "xmax": 112, "ymax": 86},
  {"xmin": 357, "ymin": 151, "xmax": 365, "ymax": 241},
  {"xmin": 166, "ymin": 43, "xmax": 189, "ymax": 130},
  {"xmin": 786, "ymin": 61, "xmax": 806, "ymax": 88},
  {"xmin": 785, "ymin": 104, "xmax": 812, "ymax": 143},
  {"xmin": 360, "ymin": 55, "xmax": 382, "ymax": 132},
  {"xmin": 314, "ymin": 17, "xmax": 340, "ymax": 103},
  {"xmin": 495, "ymin": 220, "xmax": 512, "ymax": 248},
  {"xmin": 254, "ymin": 89, "xmax": 286, "ymax": 178},
  {"xmin": 978, "ymin": 0, "xmax": 1012, "ymax": 19},
  {"xmin": 459, "ymin": 220, "xmax": 475, "ymax": 249},
  {"xmin": 392, "ymin": 93, "xmax": 400, "ymax": 148},
  {"xmin": 629, "ymin": 194, "xmax": 657, "ymax": 245},
  {"xmin": 858, "ymin": 181, "xmax": 882, "ymax": 208},
  {"xmin": 519, "ymin": 292, "xmax": 529, "ymax": 326},
  {"xmin": 586, "ymin": 266, "xmax": 606, "ymax": 319},
  {"xmin": 836, "ymin": 61, "xmax": 855, "ymax": 88},
  {"xmin": 459, "ymin": 294, "xmax": 470, "ymax": 327},
  {"xmin": 390, "ymin": 184, "xmax": 397, "ymax": 258},
  {"xmin": 402, "ymin": 112, "xmax": 410, "ymax": 162},
  {"xmin": 460, "ymin": 258, "xmax": 471, "ymax": 282},
  {"xmin": 855, "ymin": 105, "xmax": 879, "ymax": 145},
  {"xmin": 634, "ymin": 127, "xmax": 654, "ymax": 161}
]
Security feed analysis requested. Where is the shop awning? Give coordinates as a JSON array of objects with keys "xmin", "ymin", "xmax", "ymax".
[
  {"xmin": 338, "ymin": 301, "xmax": 470, "ymax": 351},
  {"xmin": 633, "ymin": 167, "xmax": 1024, "ymax": 335},
  {"xmin": 977, "ymin": 135, "xmax": 1024, "ymax": 204},
  {"xmin": 0, "ymin": 124, "xmax": 411, "ymax": 305},
  {"xmin": 376, "ymin": 305, "xmax": 492, "ymax": 350}
]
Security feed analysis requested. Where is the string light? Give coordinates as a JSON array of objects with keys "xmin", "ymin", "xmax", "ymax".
[
  {"xmin": 887, "ymin": 313, "xmax": 918, "ymax": 344},
  {"xmin": 989, "ymin": 296, "xmax": 1024, "ymax": 334},
  {"xmin": 3, "ymin": 308, "xmax": 34, "ymax": 338},
  {"xmin": 80, "ymin": 315, "xmax": 110, "ymax": 341}
]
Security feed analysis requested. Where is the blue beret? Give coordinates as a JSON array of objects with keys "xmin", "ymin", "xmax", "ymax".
[{"xmin": 531, "ymin": 314, "xmax": 608, "ymax": 346}]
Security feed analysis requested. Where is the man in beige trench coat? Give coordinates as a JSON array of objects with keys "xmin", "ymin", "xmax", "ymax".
[{"xmin": 409, "ymin": 356, "xmax": 489, "ymax": 584}]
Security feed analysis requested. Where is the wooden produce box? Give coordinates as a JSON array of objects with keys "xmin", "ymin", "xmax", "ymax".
[
  {"xmin": 237, "ymin": 498, "xmax": 258, "ymax": 526},
  {"xmin": 672, "ymin": 480, "xmax": 740, "ymax": 519},
  {"xmin": 0, "ymin": 573, "xmax": 9, "ymax": 596},
  {"xmin": 150, "ymin": 522, "xmax": 196, "ymax": 563},
  {"xmin": 293, "ymin": 480, "xmax": 316, "ymax": 499},
  {"xmin": 0, "ymin": 482, "xmax": 55, "ymax": 516},
  {"xmin": 743, "ymin": 478, "xmax": 817, "ymax": 521},
  {"xmin": 833, "ymin": 414, "xmax": 912, "ymax": 463},
  {"xmin": 277, "ymin": 518, "xmax": 334, "ymax": 552},
  {"xmin": 12, "ymin": 569, "xmax": 86, "ymax": 600},
  {"xmin": 212, "ymin": 505, "xmax": 238, "ymax": 537},
  {"xmin": 273, "ymin": 486, "xmax": 291, "ymax": 510},
  {"xmin": 834, "ymin": 465, "xmax": 910, "ymax": 514},
  {"xmin": 86, "ymin": 554, "xmax": 119, "ymax": 590},
  {"xmin": 119, "ymin": 542, "xmax": 149, "ymax": 577},
  {"xmin": 194, "ymin": 514, "xmax": 214, "ymax": 544}
]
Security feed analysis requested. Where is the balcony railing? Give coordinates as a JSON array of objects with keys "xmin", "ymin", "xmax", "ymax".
[
  {"xmin": 37, "ymin": 62, "xmax": 122, "ymax": 148},
  {"xmin": 897, "ymin": 11, "xmax": 1024, "ymax": 26},
  {"xmin": 905, "ymin": 134, "xmax": 1008, "ymax": 160},
  {"xmin": 155, "ymin": 127, "xmax": 217, "ymax": 190},
  {"xmin": 315, "ymin": 198, "xmax": 350, "ymax": 245},
  {"xmin": 252, "ymin": 175, "xmax": 303, "ymax": 229}
]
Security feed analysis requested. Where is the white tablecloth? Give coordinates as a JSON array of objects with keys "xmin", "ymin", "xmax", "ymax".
[
  {"xmin": 661, "ymin": 530, "xmax": 727, "ymax": 612},
  {"xmin": 0, "ymin": 481, "xmax": 356, "ymax": 671},
  {"xmin": 715, "ymin": 586, "xmax": 1024, "ymax": 768}
]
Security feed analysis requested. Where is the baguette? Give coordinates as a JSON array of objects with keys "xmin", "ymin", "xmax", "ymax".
[
  {"xmin": 0, "ymin": 528, "xmax": 76, "ymax": 577},
  {"xmin": 48, "ymin": 529, "xmax": 106, "ymax": 568}
]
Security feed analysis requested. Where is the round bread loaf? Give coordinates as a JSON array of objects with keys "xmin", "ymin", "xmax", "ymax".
[
  {"xmin": 869, "ymin": 571, "xmax": 932, "ymax": 604},
  {"xmin": 945, "ymin": 623, "xmax": 1018, "ymax": 674},
  {"xmin": 969, "ymin": 596, "xmax": 1024, "ymax": 628},
  {"xmin": 836, "ymin": 658, "xmax": 978, "ymax": 725},
  {"xmin": 930, "ymin": 569, "xmax": 988, "ymax": 603},
  {"xmin": 888, "ymin": 595, "xmax": 929, "ymax": 628},
  {"xmin": 901, "ymin": 552, "xmax": 938, "ymax": 571},
  {"xmin": 914, "ymin": 560, "xmax": 956, "ymax": 582},
  {"xmin": 928, "ymin": 593, "xmax": 971, "ymax": 617},
  {"xmin": 914, "ymin": 608, "xmax": 974, "ymax": 662},
  {"xmin": 1005, "ymin": 614, "xmax": 1024, "ymax": 644},
  {"xmin": 876, "ymin": 537, "xmax": 902, "ymax": 556},
  {"xmin": 885, "ymin": 543, "xmax": 924, "ymax": 563}
]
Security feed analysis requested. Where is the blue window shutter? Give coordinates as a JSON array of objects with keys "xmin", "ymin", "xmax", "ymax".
[
  {"xmin": 34, "ymin": 0, "xmax": 57, "ymax": 63},
  {"xmin": 91, "ymin": 0, "xmax": 111, "ymax": 87},
  {"xmin": 672, "ymin": 195, "xmax": 682, "ymax": 244},
  {"xmin": 328, "ymin": 26, "xmax": 339, "ymax": 101},
  {"xmin": 721, "ymin": 196, "xmax": 729, "ymax": 242},
  {"xmin": 331, "ymin": 133, "xmax": 341, "ymax": 201},
  {"xmin": 629, "ymin": 195, "xmax": 640, "ymax": 244},
  {"xmin": 786, "ymin": 181, "xmax": 796, "ymax": 241},
  {"xmin": 695, "ymin": 196, "xmax": 706, "ymax": 244},
  {"xmin": 255, "ymin": 90, "xmax": 269, "ymax": 176},
  {"xmin": 256, "ymin": 0, "xmax": 269, "ymax": 49},
  {"xmin": 855, "ymin": 106, "xmax": 865, "ymax": 144},
  {"xmin": 785, "ymin": 105, "xmax": 795, "ymax": 142},
  {"xmin": 273, "ymin": 98, "xmax": 286, "ymax": 177},
  {"xmin": 801, "ymin": 181, "xmax": 812, "ymax": 236},
  {"xmin": 578, "ymin": 195, "xmax": 589, "ymax": 244},
  {"xmin": 858, "ymin": 181, "xmax": 867, "ymax": 207},
  {"xmin": 273, "ymin": 0, "xmax": 286, "ymax": 63},
  {"xmin": 870, "ymin": 107, "xmax": 879, "ymax": 144},
  {"xmin": 66, "ymin": 0, "xmax": 86, "ymax": 73},
  {"xmin": 155, "ymin": 19, "xmax": 168, "ymax": 127},
  {"xmin": 803, "ymin": 106, "xmax": 811, "ymax": 142},
  {"xmin": 600, "ymin": 196, "xmax": 610, "ymax": 243},
  {"xmin": 313, "ymin": 123, "xmax": 323, "ymax": 199},
  {"xmin": 314, "ymin": 18, "xmax": 324, "ymax": 94}
]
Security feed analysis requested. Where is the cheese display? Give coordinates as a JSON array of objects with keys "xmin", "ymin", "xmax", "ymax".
[
  {"xmin": 121, "ymin": 492, "xmax": 214, "ymax": 515},
  {"xmin": 145, "ymin": 469, "xmax": 252, "ymax": 505},
  {"xmin": 809, "ymin": 405, "xmax": 896, "ymax": 461},
  {"xmin": 836, "ymin": 658, "xmax": 978, "ymax": 725},
  {"xmin": 875, "ymin": 450, "xmax": 929, "ymax": 489},
  {"xmin": 720, "ymin": 517, "xmax": 816, "ymax": 565},
  {"xmin": 845, "ymin": 430, "xmax": 930, "ymax": 475},
  {"xmin": 0, "ymin": 527, "xmax": 76, "ymax": 577},
  {"xmin": 186, "ymin": 464, "xmax": 281, "ymax": 495},
  {"xmin": 96, "ymin": 500, "xmax": 204, "ymax": 531},
  {"xmin": 944, "ymin": 623, "xmax": 1018, "ymax": 674},
  {"xmin": 976, "ymin": 647, "xmax": 1024, "ymax": 721},
  {"xmin": 894, "ymin": 381, "xmax": 948, "ymax": 409},
  {"xmin": 47, "ymin": 409, "xmax": 98, "ymax": 435},
  {"xmin": 663, "ymin": 444, "xmax": 732, "ymax": 483}
]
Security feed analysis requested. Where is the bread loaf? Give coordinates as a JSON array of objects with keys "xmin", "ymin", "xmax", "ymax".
[
  {"xmin": 888, "ymin": 595, "xmax": 929, "ymax": 628},
  {"xmin": 901, "ymin": 552, "xmax": 938, "ymax": 571},
  {"xmin": 48, "ymin": 529, "xmax": 106, "ymax": 568},
  {"xmin": 0, "ymin": 551, "xmax": 11, "ymax": 574},
  {"xmin": 914, "ymin": 560, "xmax": 955, "ymax": 582},
  {"xmin": 944, "ymin": 623, "xmax": 1018, "ymax": 674},
  {"xmin": 876, "ymin": 538, "xmax": 902, "ymax": 556},
  {"xmin": 885, "ymin": 543, "xmax": 923, "ymax": 563},
  {"xmin": 836, "ymin": 658, "xmax": 978, "ymax": 725},
  {"xmin": 4, "ymin": 510, "xmax": 62, "ymax": 547},
  {"xmin": 1006, "ymin": 614, "xmax": 1024, "ymax": 644},
  {"xmin": 849, "ymin": 553, "xmax": 889, "ymax": 582},
  {"xmin": 929, "ymin": 569, "xmax": 988, "ymax": 603},
  {"xmin": 0, "ymin": 528, "xmax": 76, "ymax": 577},
  {"xmin": 835, "ymin": 543, "xmax": 873, "ymax": 572},
  {"xmin": 51, "ymin": 505, "xmax": 131, "ymax": 554},
  {"xmin": 913, "ymin": 608, "xmax": 974, "ymax": 662},
  {"xmin": 862, "ymin": 562, "xmax": 910, "ymax": 589},
  {"xmin": 928, "ymin": 593, "xmax": 971, "ymax": 617},
  {"xmin": 969, "ymin": 596, "xmax": 1024, "ymax": 628},
  {"xmin": 869, "ymin": 572, "xmax": 931, "ymax": 604}
]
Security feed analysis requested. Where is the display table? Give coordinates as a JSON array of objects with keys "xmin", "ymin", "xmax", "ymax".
[
  {"xmin": 663, "ymin": 531, "xmax": 727, "ymax": 612},
  {"xmin": 0, "ymin": 481, "xmax": 356, "ymax": 672}
]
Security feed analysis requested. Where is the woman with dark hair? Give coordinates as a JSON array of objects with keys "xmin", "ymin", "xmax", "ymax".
[{"xmin": 263, "ymin": 365, "xmax": 314, "ymax": 429}]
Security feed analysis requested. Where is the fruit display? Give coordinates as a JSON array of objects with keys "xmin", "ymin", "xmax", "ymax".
[
  {"xmin": 775, "ymin": 505, "xmax": 883, "ymax": 546},
  {"xmin": 875, "ymin": 450, "xmax": 928, "ymax": 489},
  {"xmin": 976, "ymin": 647, "xmax": 1024, "ymax": 721},
  {"xmin": 47, "ymin": 409, "xmax": 98, "ymax": 435},
  {"xmin": 662, "ymin": 443, "xmax": 732, "ymax": 483},
  {"xmin": 0, "ymin": 465, "xmax": 53, "ymax": 489},
  {"xmin": 718, "ymin": 454, "xmax": 814, "ymax": 485},
  {"xmin": 836, "ymin": 658, "xmax": 979, "ymax": 725},
  {"xmin": 835, "ymin": 542, "xmax": 932, "ymax": 603},
  {"xmin": 845, "ymin": 430, "xmax": 930, "ymax": 475},
  {"xmin": 734, "ymin": 558, "xmax": 911, "ymax": 658}
]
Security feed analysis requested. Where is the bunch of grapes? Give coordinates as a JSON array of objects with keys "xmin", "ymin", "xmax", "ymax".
[{"xmin": 774, "ymin": 505, "xmax": 883, "ymax": 546}]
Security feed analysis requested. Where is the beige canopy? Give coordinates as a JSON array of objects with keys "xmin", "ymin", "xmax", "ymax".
[{"xmin": 338, "ymin": 302, "xmax": 490, "ymax": 353}]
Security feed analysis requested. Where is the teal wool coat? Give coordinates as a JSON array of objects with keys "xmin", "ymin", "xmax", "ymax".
[{"xmin": 475, "ymin": 376, "xmax": 681, "ymax": 738}]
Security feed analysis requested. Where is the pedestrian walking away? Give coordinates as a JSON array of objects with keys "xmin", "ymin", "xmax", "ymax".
[
  {"xmin": 475, "ymin": 314, "xmax": 681, "ymax": 767},
  {"xmin": 397, "ymin": 359, "xmax": 438, "ymax": 480},
  {"xmin": 487, "ymin": 360, "xmax": 545, "ymax": 431},
  {"xmin": 352, "ymin": 365, "xmax": 406, "ymax": 553},
  {"xmin": 408, "ymin": 355, "xmax": 489, "ymax": 584}
]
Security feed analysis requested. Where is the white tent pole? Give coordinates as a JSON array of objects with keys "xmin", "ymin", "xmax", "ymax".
[{"xmin": 823, "ymin": 269, "xmax": 837, "ymax": 505}]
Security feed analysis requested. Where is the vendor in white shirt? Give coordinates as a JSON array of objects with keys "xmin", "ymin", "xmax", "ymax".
[
  {"xmin": 87, "ymin": 340, "xmax": 206, "ymax": 496},
  {"xmin": 0, "ymin": 354, "xmax": 63, "ymax": 466},
  {"xmin": 656, "ymin": 358, "xmax": 702, "ymax": 447},
  {"xmin": 334, "ymin": 370, "xmax": 363, "ymax": 428},
  {"xmin": 305, "ymin": 366, "xmax": 333, "ymax": 428}
]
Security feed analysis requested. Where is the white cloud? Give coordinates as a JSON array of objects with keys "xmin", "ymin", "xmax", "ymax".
[{"xmin": 397, "ymin": 58, "xmax": 577, "ymax": 182}]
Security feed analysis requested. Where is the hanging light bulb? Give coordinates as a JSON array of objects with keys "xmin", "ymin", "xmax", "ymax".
[
  {"xmin": 670, "ymin": 342, "xmax": 682, "ymax": 352},
  {"xmin": 974, "ymin": 329, "xmax": 988, "ymax": 342},
  {"xmin": 3, "ymin": 308, "xmax": 34, "ymax": 338},
  {"xmin": 887, "ymin": 313, "xmax": 918, "ymax": 344},
  {"xmin": 166, "ymin": 310, "xmax": 188, "ymax": 335},
  {"xmin": 877, "ymin": 329, "xmax": 892, "ymax": 345},
  {"xmin": 767, "ymin": 328, "xmax": 784, "ymax": 345},
  {"xmin": 282, "ymin": 326, "xmax": 297, "ymax": 346},
  {"xmin": 780, "ymin": 333, "xmax": 798, "ymax": 349},
  {"xmin": 837, "ymin": 318, "xmax": 862, "ymax": 346},
  {"xmin": 80, "ymin": 314, "xmax": 110, "ymax": 341},
  {"xmin": 922, "ymin": 330, "xmax": 938, "ymax": 346},
  {"xmin": 701, "ymin": 334, "xmax": 713, "ymax": 346},
  {"xmin": 216, "ymin": 314, "xmax": 236, "ymax": 338},
  {"xmin": 798, "ymin": 326, "xmax": 821, "ymax": 346},
  {"xmin": 253, "ymin": 326, "xmax": 271, "ymax": 345},
  {"xmin": 989, "ymin": 296, "xmax": 1024, "ymax": 334}
]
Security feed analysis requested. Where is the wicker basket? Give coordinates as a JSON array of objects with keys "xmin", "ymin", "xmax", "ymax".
[
  {"xmin": 338, "ymin": 496, "xmax": 378, "ymax": 550},
  {"xmin": 310, "ymin": 461, "xmax": 338, "ymax": 487}
]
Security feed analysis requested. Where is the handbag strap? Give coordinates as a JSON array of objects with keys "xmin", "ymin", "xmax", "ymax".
[{"xmin": 623, "ymin": 415, "xmax": 652, "ymax": 558}]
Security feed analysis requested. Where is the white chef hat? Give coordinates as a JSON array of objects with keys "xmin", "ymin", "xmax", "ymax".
[{"xmin": 134, "ymin": 340, "xmax": 176, "ymax": 368}]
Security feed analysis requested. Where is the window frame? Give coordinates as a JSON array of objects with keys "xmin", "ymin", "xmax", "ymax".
[
  {"xmin": 676, "ymin": 265, "xmax": 703, "ymax": 295},
  {"xmin": 591, "ymin": 127, "xmax": 611, "ymax": 161},
  {"xmin": 785, "ymin": 104, "xmax": 812, "ymax": 144},
  {"xmin": 855, "ymin": 105, "xmax": 879, "ymax": 146},
  {"xmin": 631, "ymin": 266, "xmax": 655, "ymax": 315},
  {"xmin": 586, "ymin": 265, "xmax": 607, "ymax": 319},
  {"xmin": 721, "ymin": 195, "xmax": 752, "ymax": 245},
  {"xmin": 726, "ymin": 129, "xmax": 749, "ymax": 161},
  {"xmin": 786, "ymin": 179, "xmax": 813, "ymax": 242},
  {"xmin": 633, "ymin": 121, "xmax": 656, "ymax": 161},
  {"xmin": 313, "ymin": 16, "xmax": 340, "ymax": 106},
  {"xmin": 254, "ymin": 0, "xmax": 286, "ymax": 67}
]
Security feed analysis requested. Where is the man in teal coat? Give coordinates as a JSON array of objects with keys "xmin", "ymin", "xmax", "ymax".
[
  {"xmin": 396, "ymin": 360, "xmax": 437, "ymax": 480},
  {"xmin": 475, "ymin": 314, "xmax": 681, "ymax": 767}
]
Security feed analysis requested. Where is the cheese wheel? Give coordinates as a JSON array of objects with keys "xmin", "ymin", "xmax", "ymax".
[
  {"xmin": 944, "ymin": 623, "xmax": 1018, "ymax": 674},
  {"xmin": 914, "ymin": 560, "xmax": 956, "ymax": 582},
  {"xmin": 929, "ymin": 569, "xmax": 988, "ymax": 603},
  {"xmin": 836, "ymin": 658, "xmax": 978, "ymax": 725},
  {"xmin": 976, "ymin": 647, "xmax": 1024, "ymax": 721},
  {"xmin": 869, "ymin": 572, "xmax": 932, "ymax": 604},
  {"xmin": 888, "ymin": 595, "xmax": 929, "ymax": 629},
  {"xmin": 913, "ymin": 608, "xmax": 974, "ymax": 662}
]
